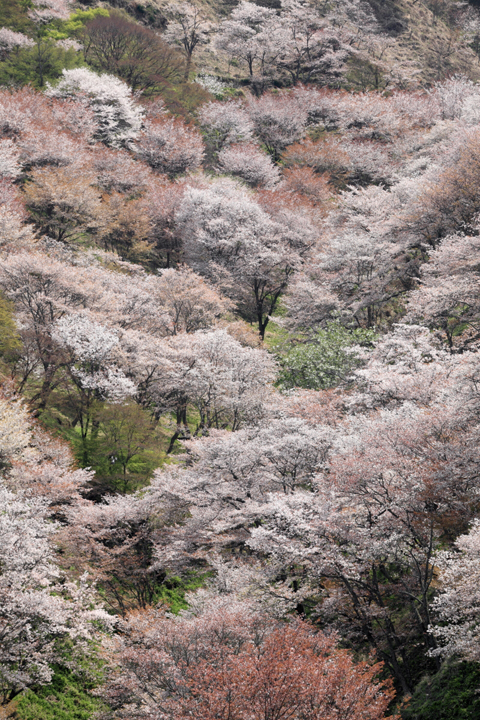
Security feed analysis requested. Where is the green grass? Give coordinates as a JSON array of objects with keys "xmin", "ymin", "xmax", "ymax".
[
  {"xmin": 156, "ymin": 571, "xmax": 212, "ymax": 613},
  {"xmin": 15, "ymin": 666, "xmax": 107, "ymax": 720},
  {"xmin": 263, "ymin": 319, "xmax": 291, "ymax": 354}
]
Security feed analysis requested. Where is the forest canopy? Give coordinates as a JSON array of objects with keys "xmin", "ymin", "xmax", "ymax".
[{"xmin": 2, "ymin": 1, "xmax": 480, "ymax": 719}]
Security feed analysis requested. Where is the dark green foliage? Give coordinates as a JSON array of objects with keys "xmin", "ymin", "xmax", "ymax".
[
  {"xmin": 82, "ymin": 10, "xmax": 184, "ymax": 92},
  {"xmin": 77, "ymin": 402, "xmax": 162, "ymax": 493},
  {"xmin": 0, "ymin": 291, "xmax": 21, "ymax": 361},
  {"xmin": 346, "ymin": 54, "xmax": 386, "ymax": 92},
  {"xmin": 0, "ymin": 0, "xmax": 35, "ymax": 34},
  {"xmin": 160, "ymin": 80, "xmax": 213, "ymax": 117},
  {"xmin": 254, "ymin": 0, "xmax": 282, "ymax": 8},
  {"xmin": 38, "ymin": 399, "xmax": 171, "ymax": 494},
  {"xmin": 108, "ymin": 0, "xmax": 167, "ymax": 29},
  {"xmin": 15, "ymin": 666, "xmax": 106, "ymax": 720},
  {"xmin": 277, "ymin": 322, "xmax": 377, "ymax": 391},
  {"xmin": 401, "ymin": 660, "xmax": 480, "ymax": 720},
  {"xmin": 0, "ymin": 39, "xmax": 83, "ymax": 88},
  {"xmin": 364, "ymin": 0, "xmax": 406, "ymax": 35}
]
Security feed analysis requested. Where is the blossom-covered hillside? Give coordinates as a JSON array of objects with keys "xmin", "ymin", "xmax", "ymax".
[{"xmin": 3, "ymin": 2, "xmax": 480, "ymax": 719}]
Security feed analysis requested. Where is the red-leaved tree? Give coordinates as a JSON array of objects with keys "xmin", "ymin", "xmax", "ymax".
[{"xmin": 102, "ymin": 599, "xmax": 394, "ymax": 720}]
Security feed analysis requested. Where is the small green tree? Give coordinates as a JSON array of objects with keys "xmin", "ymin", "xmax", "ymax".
[
  {"xmin": 89, "ymin": 403, "xmax": 159, "ymax": 492},
  {"xmin": 0, "ymin": 0, "xmax": 36, "ymax": 35},
  {"xmin": 0, "ymin": 38, "xmax": 83, "ymax": 88},
  {"xmin": 45, "ymin": 7, "xmax": 110, "ymax": 44},
  {"xmin": 0, "ymin": 291, "xmax": 20, "ymax": 361},
  {"xmin": 278, "ymin": 322, "xmax": 376, "ymax": 390}
]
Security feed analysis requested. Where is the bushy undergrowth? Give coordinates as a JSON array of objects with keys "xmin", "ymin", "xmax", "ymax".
[
  {"xmin": 401, "ymin": 661, "xmax": 480, "ymax": 720},
  {"xmin": 15, "ymin": 665, "xmax": 106, "ymax": 720}
]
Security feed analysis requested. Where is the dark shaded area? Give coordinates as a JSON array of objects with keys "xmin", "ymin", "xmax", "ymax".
[
  {"xmin": 365, "ymin": 0, "xmax": 407, "ymax": 35},
  {"xmin": 108, "ymin": 0, "xmax": 167, "ymax": 29},
  {"xmin": 402, "ymin": 661, "xmax": 480, "ymax": 720},
  {"xmin": 80, "ymin": 0, "xmax": 167, "ymax": 28},
  {"xmin": 254, "ymin": 0, "xmax": 282, "ymax": 8}
]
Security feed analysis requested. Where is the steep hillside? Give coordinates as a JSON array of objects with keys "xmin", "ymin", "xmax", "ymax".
[
  {"xmin": 4, "ymin": 1, "xmax": 480, "ymax": 720},
  {"xmin": 149, "ymin": 0, "xmax": 480, "ymax": 86}
]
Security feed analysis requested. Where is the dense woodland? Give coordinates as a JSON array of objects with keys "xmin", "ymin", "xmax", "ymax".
[{"xmin": 4, "ymin": 0, "xmax": 480, "ymax": 718}]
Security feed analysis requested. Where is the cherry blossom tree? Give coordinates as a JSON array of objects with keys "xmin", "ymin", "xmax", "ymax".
[
  {"xmin": 149, "ymin": 266, "xmax": 231, "ymax": 334},
  {"xmin": 215, "ymin": 1, "xmax": 279, "ymax": 83},
  {"xmin": 164, "ymin": 2, "xmax": 211, "ymax": 82},
  {"xmin": 216, "ymin": 0, "xmax": 354, "ymax": 89},
  {"xmin": 0, "ymin": 140, "xmax": 20, "ymax": 180},
  {"xmin": 143, "ymin": 415, "xmax": 332, "ymax": 572},
  {"xmin": 135, "ymin": 117, "xmax": 204, "ymax": 177},
  {"xmin": 276, "ymin": 0, "xmax": 353, "ymax": 86},
  {"xmin": 29, "ymin": 0, "xmax": 71, "ymax": 23},
  {"xmin": 50, "ymin": 313, "xmax": 136, "ymax": 462},
  {"xmin": 216, "ymin": 142, "xmax": 280, "ymax": 188},
  {"xmin": 430, "ymin": 520, "xmax": 480, "ymax": 661},
  {"xmin": 281, "ymin": 166, "xmax": 333, "ymax": 207},
  {"xmin": 93, "ymin": 147, "xmax": 151, "ymax": 195},
  {"xmin": 0, "ymin": 252, "xmax": 91, "ymax": 410},
  {"xmin": 0, "ymin": 393, "xmax": 30, "ymax": 467},
  {"xmin": 178, "ymin": 179, "xmax": 317, "ymax": 337},
  {"xmin": 407, "ymin": 127, "xmax": 480, "ymax": 247},
  {"xmin": 18, "ymin": 128, "xmax": 87, "ymax": 171},
  {"xmin": 47, "ymin": 68, "xmax": 144, "ymax": 148},
  {"xmin": 101, "ymin": 597, "xmax": 394, "ymax": 720},
  {"xmin": 407, "ymin": 231, "xmax": 480, "ymax": 348},
  {"xmin": 198, "ymin": 100, "xmax": 254, "ymax": 160},
  {"xmin": 0, "ymin": 28, "xmax": 34, "ymax": 60},
  {"xmin": 23, "ymin": 166, "xmax": 103, "ymax": 242},
  {"xmin": 62, "ymin": 492, "xmax": 167, "ymax": 615},
  {"xmin": 0, "ymin": 183, "xmax": 47, "ymax": 251},
  {"xmin": 0, "ymin": 481, "xmax": 112, "ymax": 703},
  {"xmin": 141, "ymin": 177, "xmax": 185, "ymax": 267},
  {"xmin": 247, "ymin": 91, "xmax": 309, "ymax": 160},
  {"xmin": 144, "ymin": 328, "xmax": 276, "ymax": 441}
]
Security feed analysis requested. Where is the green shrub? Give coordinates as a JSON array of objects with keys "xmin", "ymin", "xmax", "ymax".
[
  {"xmin": 0, "ymin": 291, "xmax": 20, "ymax": 360},
  {"xmin": 15, "ymin": 666, "xmax": 107, "ymax": 720},
  {"xmin": 277, "ymin": 322, "xmax": 376, "ymax": 391},
  {"xmin": 0, "ymin": 0, "xmax": 35, "ymax": 34},
  {"xmin": 156, "ymin": 571, "xmax": 211, "ymax": 614},
  {"xmin": 0, "ymin": 39, "xmax": 83, "ymax": 88},
  {"xmin": 401, "ymin": 660, "xmax": 480, "ymax": 720}
]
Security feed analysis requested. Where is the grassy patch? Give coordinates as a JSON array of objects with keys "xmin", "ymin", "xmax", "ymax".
[
  {"xmin": 156, "ymin": 571, "xmax": 212, "ymax": 614},
  {"xmin": 15, "ymin": 666, "xmax": 107, "ymax": 720}
]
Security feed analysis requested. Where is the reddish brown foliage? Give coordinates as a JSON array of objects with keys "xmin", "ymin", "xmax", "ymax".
[{"xmin": 176, "ymin": 621, "xmax": 394, "ymax": 720}]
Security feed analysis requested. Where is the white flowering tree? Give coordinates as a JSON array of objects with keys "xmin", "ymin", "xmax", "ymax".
[
  {"xmin": 164, "ymin": 2, "xmax": 211, "ymax": 81},
  {"xmin": 178, "ymin": 179, "xmax": 316, "ymax": 337},
  {"xmin": 135, "ymin": 117, "xmax": 204, "ymax": 176},
  {"xmin": 47, "ymin": 68, "xmax": 144, "ymax": 148},
  {"xmin": 0, "ymin": 482, "xmax": 113, "ymax": 703},
  {"xmin": 431, "ymin": 521, "xmax": 480, "ymax": 661},
  {"xmin": 0, "ymin": 28, "xmax": 34, "ymax": 60},
  {"xmin": 216, "ymin": 143, "xmax": 280, "ymax": 188}
]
